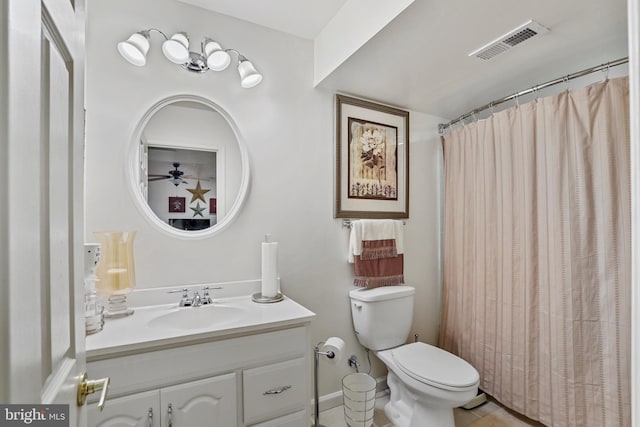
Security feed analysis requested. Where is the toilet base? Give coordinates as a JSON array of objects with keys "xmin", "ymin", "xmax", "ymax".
[
  {"xmin": 383, "ymin": 391, "xmax": 456, "ymax": 427},
  {"xmin": 382, "ymin": 369, "xmax": 458, "ymax": 427}
]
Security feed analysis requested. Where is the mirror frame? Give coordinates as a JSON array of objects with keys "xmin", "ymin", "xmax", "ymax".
[{"xmin": 126, "ymin": 94, "xmax": 250, "ymax": 239}]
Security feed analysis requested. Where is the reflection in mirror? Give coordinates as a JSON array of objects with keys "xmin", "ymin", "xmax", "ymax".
[
  {"xmin": 147, "ymin": 147, "xmax": 217, "ymax": 230},
  {"xmin": 129, "ymin": 96, "xmax": 249, "ymax": 238}
]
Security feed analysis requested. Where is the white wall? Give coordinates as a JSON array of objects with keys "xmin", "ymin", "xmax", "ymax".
[{"xmin": 85, "ymin": 0, "xmax": 444, "ymax": 398}]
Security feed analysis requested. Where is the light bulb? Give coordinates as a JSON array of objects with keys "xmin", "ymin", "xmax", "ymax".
[
  {"xmin": 238, "ymin": 59, "xmax": 262, "ymax": 88},
  {"xmin": 117, "ymin": 32, "xmax": 150, "ymax": 66},
  {"xmin": 162, "ymin": 33, "xmax": 190, "ymax": 64},
  {"xmin": 204, "ymin": 40, "xmax": 231, "ymax": 71}
]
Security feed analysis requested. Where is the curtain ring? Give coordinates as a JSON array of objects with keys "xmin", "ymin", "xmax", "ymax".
[
  {"xmin": 489, "ymin": 102, "xmax": 495, "ymax": 115},
  {"xmin": 514, "ymin": 92, "xmax": 520, "ymax": 107},
  {"xmin": 471, "ymin": 110, "xmax": 478, "ymax": 122},
  {"xmin": 603, "ymin": 62, "xmax": 610, "ymax": 81},
  {"xmin": 563, "ymin": 76, "xmax": 570, "ymax": 92},
  {"xmin": 533, "ymin": 85, "xmax": 539, "ymax": 102}
]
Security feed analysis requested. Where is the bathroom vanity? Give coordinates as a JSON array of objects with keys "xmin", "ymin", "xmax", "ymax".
[{"xmin": 86, "ymin": 287, "xmax": 315, "ymax": 427}]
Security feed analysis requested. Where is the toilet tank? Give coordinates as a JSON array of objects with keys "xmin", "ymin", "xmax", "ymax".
[{"xmin": 349, "ymin": 285, "xmax": 415, "ymax": 351}]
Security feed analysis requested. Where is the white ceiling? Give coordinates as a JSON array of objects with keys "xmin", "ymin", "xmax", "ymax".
[
  {"xmin": 177, "ymin": 0, "xmax": 348, "ymax": 40},
  {"xmin": 178, "ymin": 0, "xmax": 628, "ymax": 120}
]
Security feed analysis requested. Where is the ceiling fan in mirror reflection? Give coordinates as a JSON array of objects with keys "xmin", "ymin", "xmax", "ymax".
[{"xmin": 148, "ymin": 162, "xmax": 188, "ymax": 186}]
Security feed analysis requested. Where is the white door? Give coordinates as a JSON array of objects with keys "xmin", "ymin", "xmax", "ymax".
[{"xmin": 0, "ymin": 0, "xmax": 89, "ymax": 425}]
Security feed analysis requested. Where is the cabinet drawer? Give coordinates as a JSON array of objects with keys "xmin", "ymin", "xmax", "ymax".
[
  {"xmin": 243, "ymin": 358, "xmax": 306, "ymax": 424},
  {"xmin": 249, "ymin": 410, "xmax": 307, "ymax": 427}
]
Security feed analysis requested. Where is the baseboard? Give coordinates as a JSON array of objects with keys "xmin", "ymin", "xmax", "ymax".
[
  {"xmin": 312, "ymin": 375, "xmax": 388, "ymax": 413},
  {"xmin": 314, "ymin": 390, "xmax": 344, "ymax": 413}
]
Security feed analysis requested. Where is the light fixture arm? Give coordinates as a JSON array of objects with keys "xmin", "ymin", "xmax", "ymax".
[
  {"xmin": 224, "ymin": 48, "xmax": 241, "ymax": 57},
  {"xmin": 224, "ymin": 49, "xmax": 248, "ymax": 63},
  {"xmin": 141, "ymin": 28, "xmax": 169, "ymax": 40}
]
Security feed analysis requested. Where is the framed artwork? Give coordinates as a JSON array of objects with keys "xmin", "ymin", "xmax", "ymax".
[
  {"xmin": 209, "ymin": 198, "xmax": 217, "ymax": 214},
  {"xmin": 168, "ymin": 196, "xmax": 186, "ymax": 213},
  {"xmin": 335, "ymin": 94, "xmax": 409, "ymax": 219}
]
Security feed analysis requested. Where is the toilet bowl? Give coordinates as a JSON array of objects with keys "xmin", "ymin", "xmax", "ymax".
[
  {"xmin": 349, "ymin": 286, "xmax": 479, "ymax": 427},
  {"xmin": 377, "ymin": 342, "xmax": 479, "ymax": 427}
]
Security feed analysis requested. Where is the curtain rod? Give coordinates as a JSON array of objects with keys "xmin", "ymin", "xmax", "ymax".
[{"xmin": 438, "ymin": 57, "xmax": 629, "ymax": 134}]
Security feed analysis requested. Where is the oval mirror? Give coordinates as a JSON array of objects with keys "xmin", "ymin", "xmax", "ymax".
[{"xmin": 127, "ymin": 95, "xmax": 249, "ymax": 238}]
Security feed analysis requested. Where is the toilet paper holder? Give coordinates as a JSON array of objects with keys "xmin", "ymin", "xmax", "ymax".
[
  {"xmin": 315, "ymin": 342, "xmax": 337, "ymax": 360},
  {"xmin": 312, "ymin": 337, "xmax": 345, "ymax": 427}
]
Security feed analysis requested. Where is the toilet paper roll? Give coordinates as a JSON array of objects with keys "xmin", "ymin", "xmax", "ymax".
[
  {"xmin": 261, "ymin": 240, "xmax": 278, "ymax": 298},
  {"xmin": 320, "ymin": 337, "xmax": 345, "ymax": 364}
]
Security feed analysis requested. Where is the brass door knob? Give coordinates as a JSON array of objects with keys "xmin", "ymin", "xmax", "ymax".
[{"xmin": 77, "ymin": 373, "xmax": 110, "ymax": 411}]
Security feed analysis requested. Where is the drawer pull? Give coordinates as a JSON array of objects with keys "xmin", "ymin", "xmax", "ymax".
[{"xmin": 263, "ymin": 385, "xmax": 292, "ymax": 395}]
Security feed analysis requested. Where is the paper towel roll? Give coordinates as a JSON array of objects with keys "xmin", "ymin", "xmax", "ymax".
[
  {"xmin": 261, "ymin": 239, "xmax": 278, "ymax": 298},
  {"xmin": 320, "ymin": 337, "xmax": 345, "ymax": 364}
]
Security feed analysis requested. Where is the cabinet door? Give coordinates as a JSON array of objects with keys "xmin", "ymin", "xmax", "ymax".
[
  {"xmin": 88, "ymin": 390, "xmax": 160, "ymax": 427},
  {"xmin": 160, "ymin": 373, "xmax": 237, "ymax": 427}
]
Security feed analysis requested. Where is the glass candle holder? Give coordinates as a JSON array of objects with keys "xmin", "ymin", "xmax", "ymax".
[{"xmin": 95, "ymin": 231, "xmax": 137, "ymax": 318}]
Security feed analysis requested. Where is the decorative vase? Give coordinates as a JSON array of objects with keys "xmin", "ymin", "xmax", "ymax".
[{"xmin": 95, "ymin": 231, "xmax": 137, "ymax": 318}]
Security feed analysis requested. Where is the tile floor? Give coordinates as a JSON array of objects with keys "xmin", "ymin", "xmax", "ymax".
[{"xmin": 316, "ymin": 393, "xmax": 546, "ymax": 427}]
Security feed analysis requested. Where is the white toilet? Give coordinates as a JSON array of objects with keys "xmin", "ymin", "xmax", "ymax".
[{"xmin": 349, "ymin": 285, "xmax": 479, "ymax": 427}]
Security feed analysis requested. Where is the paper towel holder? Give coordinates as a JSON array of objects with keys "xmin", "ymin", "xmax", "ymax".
[{"xmin": 313, "ymin": 338, "xmax": 341, "ymax": 427}]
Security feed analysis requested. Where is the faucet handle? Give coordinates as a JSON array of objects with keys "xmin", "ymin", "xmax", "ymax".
[
  {"xmin": 168, "ymin": 288, "xmax": 191, "ymax": 307},
  {"xmin": 201, "ymin": 286, "xmax": 222, "ymax": 305}
]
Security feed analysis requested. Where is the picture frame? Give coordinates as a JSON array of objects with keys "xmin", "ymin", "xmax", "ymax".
[
  {"xmin": 335, "ymin": 94, "xmax": 409, "ymax": 219},
  {"xmin": 168, "ymin": 196, "xmax": 186, "ymax": 213}
]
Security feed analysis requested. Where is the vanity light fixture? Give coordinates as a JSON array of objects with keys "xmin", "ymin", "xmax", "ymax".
[{"xmin": 117, "ymin": 28, "xmax": 263, "ymax": 88}]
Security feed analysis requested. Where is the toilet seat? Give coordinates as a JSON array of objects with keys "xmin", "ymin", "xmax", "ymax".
[{"xmin": 392, "ymin": 342, "xmax": 479, "ymax": 392}]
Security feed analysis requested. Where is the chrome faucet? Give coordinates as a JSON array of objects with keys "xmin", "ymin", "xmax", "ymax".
[
  {"xmin": 191, "ymin": 291, "xmax": 202, "ymax": 307},
  {"xmin": 168, "ymin": 288, "xmax": 192, "ymax": 307},
  {"xmin": 168, "ymin": 286, "xmax": 222, "ymax": 307},
  {"xmin": 201, "ymin": 286, "xmax": 216, "ymax": 305}
]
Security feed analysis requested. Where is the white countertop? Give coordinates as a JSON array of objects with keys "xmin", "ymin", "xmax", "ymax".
[{"xmin": 86, "ymin": 294, "xmax": 316, "ymax": 360}]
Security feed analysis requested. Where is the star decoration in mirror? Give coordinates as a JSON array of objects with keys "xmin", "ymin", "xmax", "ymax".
[
  {"xmin": 187, "ymin": 180, "xmax": 210, "ymax": 203},
  {"xmin": 191, "ymin": 201, "xmax": 206, "ymax": 218}
]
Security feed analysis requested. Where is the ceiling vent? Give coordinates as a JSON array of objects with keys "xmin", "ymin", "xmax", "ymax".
[{"xmin": 469, "ymin": 20, "xmax": 549, "ymax": 60}]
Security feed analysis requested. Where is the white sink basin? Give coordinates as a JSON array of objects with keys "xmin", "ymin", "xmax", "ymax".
[
  {"xmin": 86, "ymin": 291, "xmax": 317, "ymax": 358},
  {"xmin": 147, "ymin": 305, "xmax": 246, "ymax": 331}
]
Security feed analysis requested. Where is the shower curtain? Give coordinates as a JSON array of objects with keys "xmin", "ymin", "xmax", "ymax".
[{"xmin": 439, "ymin": 77, "xmax": 630, "ymax": 427}]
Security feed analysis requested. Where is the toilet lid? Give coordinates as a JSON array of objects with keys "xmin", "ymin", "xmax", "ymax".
[{"xmin": 392, "ymin": 343, "xmax": 479, "ymax": 390}]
